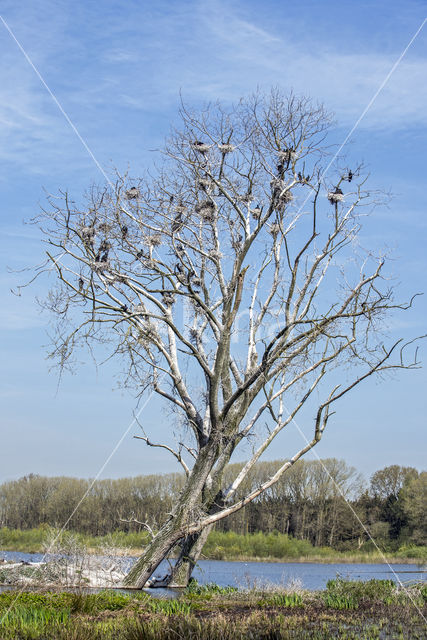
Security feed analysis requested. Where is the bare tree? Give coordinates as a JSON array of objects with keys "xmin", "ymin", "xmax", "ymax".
[{"xmin": 29, "ymin": 90, "xmax": 421, "ymax": 588}]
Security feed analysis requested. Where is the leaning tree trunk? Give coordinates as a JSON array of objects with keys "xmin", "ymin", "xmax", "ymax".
[
  {"xmin": 141, "ymin": 526, "xmax": 213, "ymax": 588},
  {"xmin": 123, "ymin": 518, "xmax": 185, "ymax": 588},
  {"xmin": 166, "ymin": 525, "xmax": 213, "ymax": 587},
  {"xmin": 165, "ymin": 490, "xmax": 225, "ymax": 587},
  {"xmin": 124, "ymin": 441, "xmax": 220, "ymax": 588}
]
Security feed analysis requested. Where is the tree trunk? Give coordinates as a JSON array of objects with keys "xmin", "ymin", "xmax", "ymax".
[
  {"xmin": 166, "ymin": 525, "xmax": 213, "ymax": 587},
  {"xmin": 124, "ymin": 442, "xmax": 221, "ymax": 588},
  {"xmin": 123, "ymin": 519, "xmax": 185, "ymax": 588},
  {"xmin": 157, "ymin": 489, "xmax": 224, "ymax": 587}
]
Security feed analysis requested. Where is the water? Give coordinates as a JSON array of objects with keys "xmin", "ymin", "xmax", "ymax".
[
  {"xmin": 1, "ymin": 550, "xmax": 425, "ymax": 593},
  {"xmin": 190, "ymin": 559, "xmax": 426, "ymax": 590}
]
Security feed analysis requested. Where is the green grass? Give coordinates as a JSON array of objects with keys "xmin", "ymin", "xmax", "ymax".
[
  {"xmin": 0, "ymin": 580, "xmax": 427, "ymax": 640},
  {"xmin": 0, "ymin": 525, "xmax": 152, "ymax": 554},
  {"xmin": 201, "ymin": 530, "xmax": 427, "ymax": 563},
  {"xmin": 0, "ymin": 582, "xmax": 425, "ymax": 639}
]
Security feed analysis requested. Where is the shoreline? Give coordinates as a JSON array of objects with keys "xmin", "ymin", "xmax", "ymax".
[
  {"xmin": 1, "ymin": 545, "xmax": 425, "ymax": 565},
  {"xmin": 117, "ymin": 548, "xmax": 426, "ymax": 565}
]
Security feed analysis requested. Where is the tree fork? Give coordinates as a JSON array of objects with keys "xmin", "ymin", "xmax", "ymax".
[
  {"xmin": 123, "ymin": 518, "xmax": 185, "ymax": 588},
  {"xmin": 158, "ymin": 488, "xmax": 226, "ymax": 587}
]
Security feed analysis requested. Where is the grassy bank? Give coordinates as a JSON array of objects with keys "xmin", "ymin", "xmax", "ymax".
[
  {"xmin": 1, "ymin": 527, "xmax": 426, "ymax": 564},
  {"xmin": 0, "ymin": 579, "xmax": 425, "ymax": 639},
  {"xmin": 202, "ymin": 531, "xmax": 427, "ymax": 564}
]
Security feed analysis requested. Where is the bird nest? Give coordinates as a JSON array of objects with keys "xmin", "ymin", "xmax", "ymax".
[
  {"xmin": 81, "ymin": 226, "xmax": 95, "ymax": 241},
  {"xmin": 189, "ymin": 328, "xmax": 200, "ymax": 344},
  {"xmin": 270, "ymin": 177, "xmax": 286, "ymax": 192},
  {"xmin": 93, "ymin": 260, "xmax": 109, "ymax": 273},
  {"xmin": 327, "ymin": 189, "xmax": 344, "ymax": 204},
  {"xmin": 273, "ymin": 191, "xmax": 293, "ymax": 215},
  {"xmin": 125, "ymin": 187, "xmax": 140, "ymax": 200},
  {"xmin": 218, "ymin": 143, "xmax": 234, "ymax": 153},
  {"xmin": 278, "ymin": 149, "xmax": 297, "ymax": 164},
  {"xmin": 142, "ymin": 322, "xmax": 157, "ymax": 339},
  {"xmin": 191, "ymin": 141, "xmax": 210, "ymax": 153},
  {"xmin": 269, "ymin": 222, "xmax": 281, "ymax": 235},
  {"xmin": 162, "ymin": 292, "xmax": 175, "ymax": 306},
  {"xmin": 195, "ymin": 200, "xmax": 216, "ymax": 221},
  {"xmin": 191, "ymin": 276, "xmax": 202, "ymax": 289},
  {"xmin": 171, "ymin": 220, "xmax": 183, "ymax": 233},
  {"xmin": 281, "ymin": 190, "xmax": 293, "ymax": 203},
  {"xmin": 147, "ymin": 234, "xmax": 162, "ymax": 247},
  {"xmin": 97, "ymin": 222, "xmax": 111, "ymax": 234},
  {"xmin": 197, "ymin": 177, "xmax": 212, "ymax": 192}
]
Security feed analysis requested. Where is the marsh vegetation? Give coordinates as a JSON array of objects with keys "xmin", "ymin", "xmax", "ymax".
[{"xmin": 0, "ymin": 579, "xmax": 425, "ymax": 639}]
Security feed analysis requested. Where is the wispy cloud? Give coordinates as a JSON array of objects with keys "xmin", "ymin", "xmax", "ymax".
[
  {"xmin": 194, "ymin": 1, "xmax": 427, "ymax": 129},
  {"xmin": 1, "ymin": 0, "xmax": 426, "ymax": 181}
]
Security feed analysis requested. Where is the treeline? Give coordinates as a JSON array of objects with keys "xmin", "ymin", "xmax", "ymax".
[{"xmin": 0, "ymin": 460, "xmax": 425, "ymax": 551}]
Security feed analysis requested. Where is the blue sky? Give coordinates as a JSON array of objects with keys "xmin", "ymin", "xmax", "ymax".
[{"xmin": 0, "ymin": 0, "xmax": 426, "ymax": 484}]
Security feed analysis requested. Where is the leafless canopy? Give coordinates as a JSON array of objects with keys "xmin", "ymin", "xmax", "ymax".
[{"xmin": 29, "ymin": 90, "xmax": 421, "ymax": 587}]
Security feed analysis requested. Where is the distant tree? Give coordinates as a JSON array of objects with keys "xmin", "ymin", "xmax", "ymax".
[
  {"xmin": 29, "ymin": 90, "xmax": 421, "ymax": 587},
  {"xmin": 369, "ymin": 465, "xmax": 419, "ymax": 543},
  {"xmin": 401, "ymin": 472, "xmax": 427, "ymax": 545},
  {"xmin": 370, "ymin": 465, "xmax": 418, "ymax": 500}
]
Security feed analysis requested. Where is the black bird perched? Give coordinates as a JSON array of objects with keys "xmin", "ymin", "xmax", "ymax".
[
  {"xmin": 78, "ymin": 277, "xmax": 84, "ymax": 291},
  {"xmin": 277, "ymin": 162, "xmax": 284, "ymax": 175},
  {"xmin": 99, "ymin": 239, "xmax": 110, "ymax": 253},
  {"xmin": 121, "ymin": 225, "xmax": 128, "ymax": 240},
  {"xmin": 121, "ymin": 304, "xmax": 128, "ymax": 312},
  {"xmin": 348, "ymin": 170, "xmax": 353, "ymax": 182},
  {"xmin": 136, "ymin": 249, "xmax": 144, "ymax": 259},
  {"xmin": 101, "ymin": 252, "xmax": 109, "ymax": 263},
  {"xmin": 175, "ymin": 244, "xmax": 185, "ymax": 259},
  {"xmin": 175, "ymin": 263, "xmax": 184, "ymax": 274},
  {"xmin": 298, "ymin": 172, "xmax": 303, "ymax": 182}
]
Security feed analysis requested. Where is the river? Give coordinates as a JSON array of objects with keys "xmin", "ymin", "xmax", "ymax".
[{"xmin": 1, "ymin": 550, "xmax": 425, "ymax": 593}]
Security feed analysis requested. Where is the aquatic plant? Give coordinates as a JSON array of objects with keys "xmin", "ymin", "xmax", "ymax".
[
  {"xmin": 258, "ymin": 593, "xmax": 304, "ymax": 608},
  {"xmin": 186, "ymin": 579, "xmax": 237, "ymax": 595}
]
